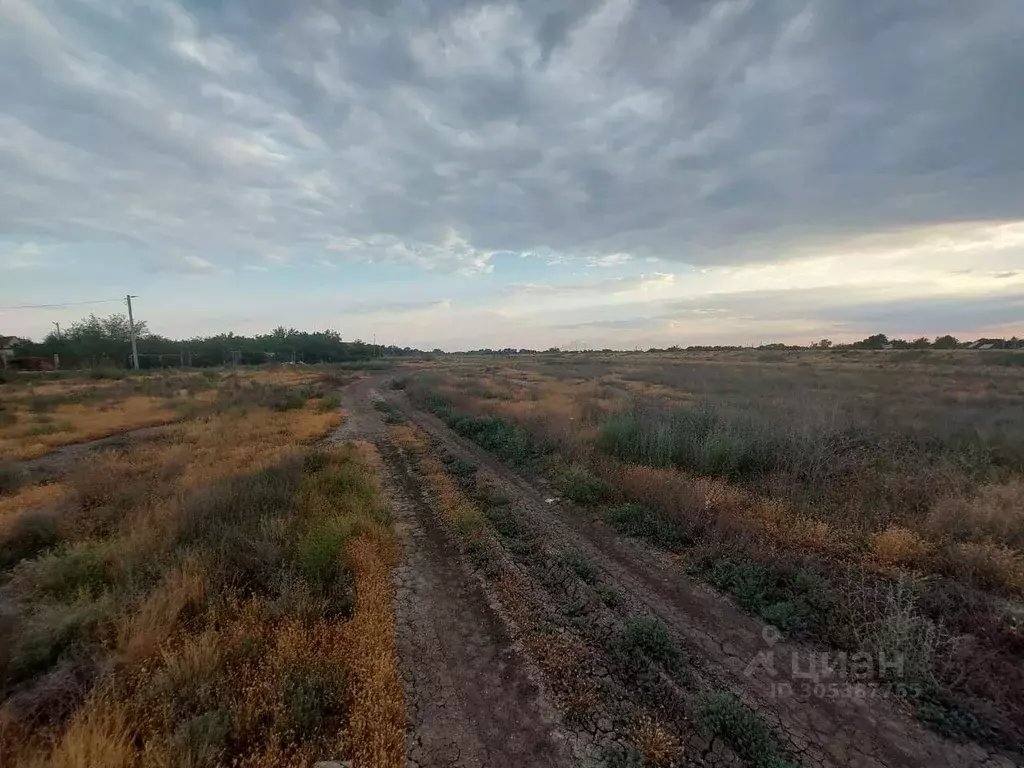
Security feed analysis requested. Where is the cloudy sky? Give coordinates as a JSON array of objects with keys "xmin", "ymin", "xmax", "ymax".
[{"xmin": 2, "ymin": 0, "xmax": 1023, "ymax": 349}]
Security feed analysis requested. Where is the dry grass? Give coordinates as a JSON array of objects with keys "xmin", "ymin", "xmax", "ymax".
[
  {"xmin": 870, "ymin": 526, "xmax": 933, "ymax": 568},
  {"xmin": 115, "ymin": 554, "xmax": 208, "ymax": 666},
  {"xmin": 406, "ymin": 353, "xmax": 1024, "ymax": 744},
  {"xmin": 635, "ymin": 713, "xmax": 683, "ymax": 768},
  {"xmin": 392, "ymin": 424, "xmax": 486, "ymax": 535},
  {"xmin": 343, "ymin": 537, "xmax": 405, "ymax": 768},
  {"xmin": 0, "ymin": 484, "xmax": 67, "ymax": 530},
  {"xmin": 0, "ymin": 397, "xmax": 180, "ymax": 461},
  {"xmin": 0, "ymin": 369, "xmax": 402, "ymax": 767}
]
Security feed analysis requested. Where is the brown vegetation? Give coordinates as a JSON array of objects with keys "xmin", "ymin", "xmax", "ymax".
[{"xmin": 0, "ymin": 369, "xmax": 403, "ymax": 767}]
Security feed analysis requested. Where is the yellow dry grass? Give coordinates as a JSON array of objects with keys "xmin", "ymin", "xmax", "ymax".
[
  {"xmin": 870, "ymin": 526, "xmax": 932, "ymax": 568},
  {"xmin": 1, "ymin": 373, "xmax": 399, "ymax": 767},
  {"xmin": 635, "ymin": 713, "xmax": 683, "ymax": 768},
  {"xmin": 46, "ymin": 698, "xmax": 134, "ymax": 768},
  {"xmin": 115, "ymin": 553, "xmax": 208, "ymax": 665},
  {"xmin": 0, "ymin": 396, "xmax": 180, "ymax": 461},
  {"xmin": 176, "ymin": 406, "xmax": 340, "ymax": 490},
  {"xmin": 343, "ymin": 537, "xmax": 405, "ymax": 768},
  {"xmin": 0, "ymin": 482, "xmax": 66, "ymax": 529}
]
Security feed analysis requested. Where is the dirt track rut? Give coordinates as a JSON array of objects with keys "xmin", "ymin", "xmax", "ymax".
[{"xmin": 334, "ymin": 378, "xmax": 571, "ymax": 768}]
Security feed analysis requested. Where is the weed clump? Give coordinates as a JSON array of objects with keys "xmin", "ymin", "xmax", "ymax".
[
  {"xmin": 447, "ymin": 414, "xmax": 547, "ymax": 468},
  {"xmin": 559, "ymin": 547, "xmax": 598, "ymax": 584},
  {"xmin": 603, "ymin": 503, "xmax": 690, "ymax": 550},
  {"xmin": 621, "ymin": 617, "xmax": 679, "ymax": 664},
  {"xmin": 697, "ymin": 690, "xmax": 796, "ymax": 768},
  {"xmin": 700, "ymin": 560, "xmax": 830, "ymax": 635},
  {"xmin": 0, "ymin": 461, "xmax": 25, "ymax": 495},
  {"xmin": 554, "ymin": 463, "xmax": 610, "ymax": 504}
]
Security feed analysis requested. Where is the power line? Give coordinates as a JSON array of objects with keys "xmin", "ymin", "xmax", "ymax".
[{"xmin": 0, "ymin": 298, "xmax": 124, "ymax": 311}]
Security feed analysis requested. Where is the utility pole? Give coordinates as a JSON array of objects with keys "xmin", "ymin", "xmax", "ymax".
[
  {"xmin": 52, "ymin": 322, "xmax": 61, "ymax": 342},
  {"xmin": 126, "ymin": 294, "xmax": 140, "ymax": 370}
]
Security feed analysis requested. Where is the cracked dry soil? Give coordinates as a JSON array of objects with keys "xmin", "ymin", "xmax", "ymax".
[{"xmin": 334, "ymin": 375, "xmax": 1021, "ymax": 768}]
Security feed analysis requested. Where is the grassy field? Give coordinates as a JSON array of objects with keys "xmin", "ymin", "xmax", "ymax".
[
  {"xmin": 402, "ymin": 349, "xmax": 1024, "ymax": 745},
  {"xmin": 0, "ymin": 368, "xmax": 401, "ymax": 767}
]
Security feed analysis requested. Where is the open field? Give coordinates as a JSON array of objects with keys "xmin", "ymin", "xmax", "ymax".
[
  {"xmin": 400, "ymin": 350, "xmax": 1024, "ymax": 754},
  {"xmin": 2, "ymin": 353, "xmax": 1023, "ymax": 768},
  {"xmin": 0, "ymin": 367, "xmax": 403, "ymax": 767}
]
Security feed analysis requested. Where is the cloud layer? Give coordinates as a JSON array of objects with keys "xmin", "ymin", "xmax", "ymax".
[{"xmin": 3, "ymin": 0, "xmax": 1023, "ymax": 278}]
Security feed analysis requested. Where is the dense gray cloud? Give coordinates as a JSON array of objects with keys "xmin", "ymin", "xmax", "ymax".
[
  {"xmin": 553, "ymin": 287, "xmax": 1024, "ymax": 339},
  {"xmin": 1, "ymin": 0, "xmax": 1022, "ymax": 273}
]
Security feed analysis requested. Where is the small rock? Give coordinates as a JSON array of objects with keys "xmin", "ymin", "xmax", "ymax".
[{"xmin": 313, "ymin": 761, "xmax": 351, "ymax": 768}]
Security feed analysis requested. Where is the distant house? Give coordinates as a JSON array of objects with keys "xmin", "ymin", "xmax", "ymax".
[{"xmin": 0, "ymin": 336, "xmax": 24, "ymax": 367}]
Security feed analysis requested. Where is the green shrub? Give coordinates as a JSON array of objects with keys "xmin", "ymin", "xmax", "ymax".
[
  {"xmin": 319, "ymin": 393, "xmax": 342, "ymax": 412},
  {"xmin": 990, "ymin": 352, "xmax": 1024, "ymax": 367},
  {"xmin": 596, "ymin": 584, "xmax": 622, "ymax": 607},
  {"xmin": 442, "ymin": 454, "xmax": 477, "ymax": 481},
  {"xmin": 269, "ymin": 389, "xmax": 308, "ymax": 411},
  {"xmin": 31, "ymin": 542, "xmax": 116, "ymax": 599},
  {"xmin": 447, "ymin": 414, "xmax": 547, "ymax": 468},
  {"xmin": 283, "ymin": 663, "xmax": 344, "ymax": 740},
  {"xmin": 701, "ymin": 561, "xmax": 829, "ymax": 635},
  {"xmin": 696, "ymin": 691, "xmax": 796, "ymax": 768},
  {"xmin": 559, "ymin": 547, "xmax": 598, "ymax": 584},
  {"xmin": 373, "ymin": 400, "xmax": 405, "ymax": 424},
  {"xmin": 87, "ymin": 369, "xmax": 125, "ymax": 380},
  {"xmin": 621, "ymin": 616, "xmax": 679, "ymax": 663},
  {"xmin": 295, "ymin": 519, "xmax": 351, "ymax": 591},
  {"xmin": 172, "ymin": 710, "xmax": 231, "ymax": 766},
  {"xmin": 603, "ymin": 503, "xmax": 690, "ymax": 550},
  {"xmin": 9, "ymin": 597, "xmax": 113, "ymax": 680},
  {"xmin": 555, "ymin": 464, "xmax": 609, "ymax": 504}
]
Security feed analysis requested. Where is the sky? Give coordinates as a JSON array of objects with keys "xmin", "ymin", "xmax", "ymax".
[{"xmin": 2, "ymin": 0, "xmax": 1023, "ymax": 350}]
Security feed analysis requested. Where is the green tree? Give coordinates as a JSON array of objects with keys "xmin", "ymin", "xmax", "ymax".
[
  {"xmin": 933, "ymin": 335, "xmax": 960, "ymax": 349},
  {"xmin": 853, "ymin": 333, "xmax": 888, "ymax": 350}
]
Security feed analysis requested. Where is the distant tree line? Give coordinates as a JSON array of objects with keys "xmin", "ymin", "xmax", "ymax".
[
  {"xmin": 6, "ymin": 313, "xmax": 1021, "ymax": 369},
  {"xmin": 10, "ymin": 313, "xmax": 424, "ymax": 369}
]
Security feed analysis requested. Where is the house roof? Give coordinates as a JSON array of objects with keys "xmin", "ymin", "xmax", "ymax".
[{"xmin": 0, "ymin": 336, "xmax": 24, "ymax": 348}]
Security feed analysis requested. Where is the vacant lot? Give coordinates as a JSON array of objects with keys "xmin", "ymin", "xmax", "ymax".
[
  {"xmin": 0, "ymin": 367, "xmax": 402, "ymax": 767},
  {"xmin": 403, "ymin": 349, "xmax": 1024, "ymax": 751},
  {"xmin": 4, "ymin": 354, "xmax": 1022, "ymax": 768}
]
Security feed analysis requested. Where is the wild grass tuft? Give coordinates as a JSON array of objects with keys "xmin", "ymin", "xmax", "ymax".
[
  {"xmin": 697, "ymin": 690, "xmax": 796, "ymax": 768},
  {"xmin": 598, "ymin": 404, "xmax": 781, "ymax": 480},
  {"xmin": 603, "ymin": 503, "xmax": 690, "ymax": 550},
  {"xmin": 621, "ymin": 616, "xmax": 679, "ymax": 664},
  {"xmin": 558, "ymin": 547, "xmax": 599, "ymax": 584}
]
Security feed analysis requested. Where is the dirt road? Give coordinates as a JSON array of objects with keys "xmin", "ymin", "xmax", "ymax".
[
  {"xmin": 335, "ymin": 375, "xmax": 1018, "ymax": 768},
  {"xmin": 334, "ymin": 378, "xmax": 572, "ymax": 768}
]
